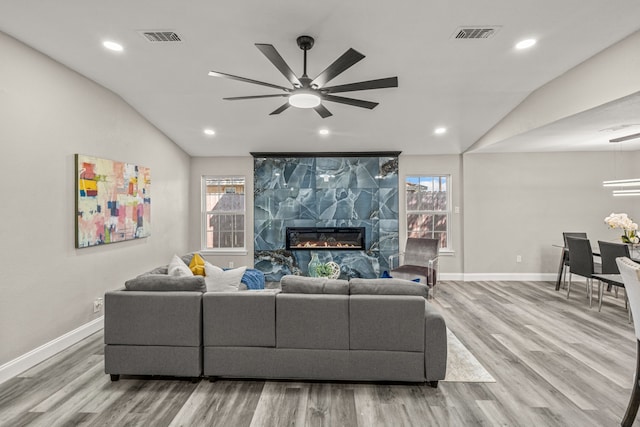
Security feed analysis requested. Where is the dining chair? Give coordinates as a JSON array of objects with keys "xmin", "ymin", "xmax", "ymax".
[
  {"xmin": 597, "ymin": 240, "xmax": 631, "ymax": 314},
  {"xmin": 389, "ymin": 237, "xmax": 439, "ymax": 297},
  {"xmin": 615, "ymin": 257, "xmax": 640, "ymax": 427},
  {"xmin": 561, "ymin": 232, "xmax": 588, "ymax": 288},
  {"xmin": 566, "ymin": 236, "xmax": 601, "ymax": 307}
]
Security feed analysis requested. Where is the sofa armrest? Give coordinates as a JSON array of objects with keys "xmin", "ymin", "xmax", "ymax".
[
  {"xmin": 104, "ymin": 290, "xmax": 202, "ymax": 347},
  {"xmin": 424, "ymin": 302, "xmax": 447, "ymax": 381}
]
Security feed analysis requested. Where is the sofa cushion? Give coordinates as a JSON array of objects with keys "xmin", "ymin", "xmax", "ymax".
[
  {"xmin": 204, "ymin": 263, "xmax": 247, "ymax": 292},
  {"xmin": 203, "ymin": 291, "xmax": 277, "ymax": 347},
  {"xmin": 280, "ymin": 275, "xmax": 349, "ymax": 294},
  {"xmin": 349, "ymin": 278, "xmax": 428, "ymax": 298},
  {"xmin": 125, "ymin": 274, "xmax": 206, "ymax": 292},
  {"xmin": 168, "ymin": 254, "xmax": 193, "ymax": 277},
  {"xmin": 276, "ymin": 294, "xmax": 349, "ymax": 350},
  {"xmin": 350, "ymin": 295, "xmax": 425, "ymax": 352}
]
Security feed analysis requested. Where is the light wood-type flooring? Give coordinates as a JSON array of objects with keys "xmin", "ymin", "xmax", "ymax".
[{"xmin": 0, "ymin": 280, "xmax": 638, "ymax": 426}]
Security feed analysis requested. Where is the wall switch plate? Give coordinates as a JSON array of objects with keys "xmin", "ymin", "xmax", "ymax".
[
  {"xmin": 516, "ymin": 255, "xmax": 522, "ymax": 263},
  {"xmin": 229, "ymin": 261, "xmax": 234, "ymax": 268}
]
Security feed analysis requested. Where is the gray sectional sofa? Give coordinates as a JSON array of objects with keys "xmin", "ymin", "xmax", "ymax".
[{"xmin": 104, "ymin": 274, "xmax": 447, "ymax": 386}]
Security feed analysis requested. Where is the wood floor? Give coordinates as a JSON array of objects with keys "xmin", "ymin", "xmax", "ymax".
[{"xmin": 1, "ymin": 280, "xmax": 638, "ymax": 426}]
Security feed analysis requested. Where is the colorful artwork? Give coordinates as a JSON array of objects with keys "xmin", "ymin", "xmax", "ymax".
[{"xmin": 75, "ymin": 154, "xmax": 151, "ymax": 248}]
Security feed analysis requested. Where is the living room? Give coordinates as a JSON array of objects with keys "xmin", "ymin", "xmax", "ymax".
[{"xmin": 2, "ymin": 1, "xmax": 640, "ymax": 425}]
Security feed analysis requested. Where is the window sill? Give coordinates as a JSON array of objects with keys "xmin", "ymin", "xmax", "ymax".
[
  {"xmin": 200, "ymin": 249, "xmax": 248, "ymax": 256},
  {"xmin": 439, "ymin": 249, "xmax": 455, "ymax": 256}
]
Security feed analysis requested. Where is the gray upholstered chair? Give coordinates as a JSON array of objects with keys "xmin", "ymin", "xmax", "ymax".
[
  {"xmin": 597, "ymin": 240, "xmax": 631, "ymax": 315},
  {"xmin": 566, "ymin": 236, "xmax": 601, "ymax": 307},
  {"xmin": 389, "ymin": 238, "xmax": 439, "ymax": 297},
  {"xmin": 561, "ymin": 232, "xmax": 588, "ymax": 288},
  {"xmin": 615, "ymin": 257, "xmax": 640, "ymax": 427}
]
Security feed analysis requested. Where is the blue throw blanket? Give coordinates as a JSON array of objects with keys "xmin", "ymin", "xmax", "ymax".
[{"xmin": 240, "ymin": 268, "xmax": 265, "ymax": 290}]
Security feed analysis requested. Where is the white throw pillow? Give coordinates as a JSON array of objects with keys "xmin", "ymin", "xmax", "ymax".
[
  {"xmin": 168, "ymin": 254, "xmax": 193, "ymax": 277},
  {"xmin": 204, "ymin": 262, "xmax": 247, "ymax": 292}
]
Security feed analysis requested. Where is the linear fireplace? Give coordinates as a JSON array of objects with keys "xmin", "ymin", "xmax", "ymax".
[{"xmin": 286, "ymin": 227, "xmax": 366, "ymax": 250}]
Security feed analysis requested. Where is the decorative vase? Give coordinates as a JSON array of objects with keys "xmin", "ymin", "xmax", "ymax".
[
  {"xmin": 308, "ymin": 252, "xmax": 321, "ymax": 277},
  {"xmin": 622, "ymin": 230, "xmax": 640, "ymax": 244}
]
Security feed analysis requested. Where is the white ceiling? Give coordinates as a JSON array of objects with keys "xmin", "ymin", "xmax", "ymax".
[{"xmin": 1, "ymin": 0, "xmax": 640, "ymax": 157}]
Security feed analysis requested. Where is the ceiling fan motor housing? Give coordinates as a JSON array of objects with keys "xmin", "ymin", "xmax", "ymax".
[{"xmin": 296, "ymin": 35, "xmax": 315, "ymax": 51}]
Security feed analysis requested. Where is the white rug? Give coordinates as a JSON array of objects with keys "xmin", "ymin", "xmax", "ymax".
[{"xmin": 444, "ymin": 329, "xmax": 496, "ymax": 383}]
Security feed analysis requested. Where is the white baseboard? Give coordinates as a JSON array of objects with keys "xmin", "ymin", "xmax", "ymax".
[
  {"xmin": 461, "ymin": 273, "xmax": 558, "ymax": 282},
  {"xmin": 0, "ymin": 316, "xmax": 104, "ymax": 385}
]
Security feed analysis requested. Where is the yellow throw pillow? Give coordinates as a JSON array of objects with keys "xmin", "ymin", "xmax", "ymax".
[{"xmin": 189, "ymin": 253, "xmax": 206, "ymax": 276}]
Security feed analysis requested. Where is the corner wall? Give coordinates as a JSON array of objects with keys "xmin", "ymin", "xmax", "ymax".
[
  {"xmin": 462, "ymin": 151, "xmax": 639, "ymax": 279},
  {"xmin": 0, "ymin": 32, "xmax": 191, "ymax": 368}
]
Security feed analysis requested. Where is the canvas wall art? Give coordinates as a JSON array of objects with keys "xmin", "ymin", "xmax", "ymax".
[{"xmin": 75, "ymin": 154, "xmax": 151, "ymax": 248}]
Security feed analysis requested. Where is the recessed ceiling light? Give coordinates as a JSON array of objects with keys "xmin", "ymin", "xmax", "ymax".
[
  {"xmin": 434, "ymin": 127, "xmax": 447, "ymax": 135},
  {"xmin": 103, "ymin": 41, "xmax": 123, "ymax": 52},
  {"xmin": 319, "ymin": 129, "xmax": 330, "ymax": 136},
  {"xmin": 515, "ymin": 38, "xmax": 536, "ymax": 50},
  {"xmin": 203, "ymin": 129, "xmax": 215, "ymax": 136}
]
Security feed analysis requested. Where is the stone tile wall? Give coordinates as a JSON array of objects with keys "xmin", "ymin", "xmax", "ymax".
[{"xmin": 254, "ymin": 155, "xmax": 399, "ymax": 281}]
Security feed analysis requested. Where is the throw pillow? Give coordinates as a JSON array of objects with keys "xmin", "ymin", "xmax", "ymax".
[
  {"xmin": 204, "ymin": 262, "xmax": 247, "ymax": 292},
  {"xmin": 168, "ymin": 254, "xmax": 193, "ymax": 277},
  {"xmin": 189, "ymin": 253, "xmax": 206, "ymax": 276}
]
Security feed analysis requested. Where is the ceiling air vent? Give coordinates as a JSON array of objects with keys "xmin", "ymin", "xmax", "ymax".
[
  {"xmin": 453, "ymin": 26, "xmax": 500, "ymax": 39},
  {"xmin": 139, "ymin": 31, "xmax": 182, "ymax": 42}
]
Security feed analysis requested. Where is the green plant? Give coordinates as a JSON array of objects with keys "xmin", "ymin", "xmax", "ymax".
[{"xmin": 315, "ymin": 263, "xmax": 333, "ymax": 277}]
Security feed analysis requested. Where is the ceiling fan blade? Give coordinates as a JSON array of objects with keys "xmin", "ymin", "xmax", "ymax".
[
  {"xmin": 255, "ymin": 43, "xmax": 301, "ymax": 87},
  {"xmin": 311, "ymin": 48, "xmax": 365, "ymax": 88},
  {"xmin": 208, "ymin": 71, "xmax": 291, "ymax": 92},
  {"xmin": 322, "ymin": 94, "xmax": 379, "ymax": 109},
  {"xmin": 223, "ymin": 94, "xmax": 289, "ymax": 101},
  {"xmin": 314, "ymin": 104, "xmax": 333, "ymax": 118},
  {"xmin": 270, "ymin": 102, "xmax": 291, "ymax": 115},
  {"xmin": 322, "ymin": 77, "xmax": 398, "ymax": 94}
]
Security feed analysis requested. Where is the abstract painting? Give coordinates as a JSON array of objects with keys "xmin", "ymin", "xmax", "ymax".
[{"xmin": 75, "ymin": 154, "xmax": 151, "ymax": 248}]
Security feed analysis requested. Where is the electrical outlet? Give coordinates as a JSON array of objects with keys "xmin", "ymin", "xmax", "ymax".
[
  {"xmin": 229, "ymin": 261, "xmax": 234, "ymax": 268},
  {"xmin": 516, "ymin": 255, "xmax": 522, "ymax": 263},
  {"xmin": 93, "ymin": 297, "xmax": 104, "ymax": 313}
]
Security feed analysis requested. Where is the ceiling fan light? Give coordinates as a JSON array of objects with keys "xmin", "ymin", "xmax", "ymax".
[{"xmin": 289, "ymin": 91, "xmax": 321, "ymax": 108}]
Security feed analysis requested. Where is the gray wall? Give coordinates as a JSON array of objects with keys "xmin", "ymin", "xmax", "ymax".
[
  {"xmin": 189, "ymin": 157, "xmax": 255, "ymax": 268},
  {"xmin": 0, "ymin": 32, "xmax": 191, "ymax": 366},
  {"xmin": 463, "ymin": 151, "xmax": 639, "ymax": 277}
]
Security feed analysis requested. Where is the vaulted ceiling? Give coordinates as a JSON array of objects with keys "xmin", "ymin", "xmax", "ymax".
[{"xmin": 1, "ymin": 0, "xmax": 639, "ymax": 156}]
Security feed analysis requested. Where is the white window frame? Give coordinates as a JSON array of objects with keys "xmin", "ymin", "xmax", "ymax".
[
  {"xmin": 201, "ymin": 175, "xmax": 247, "ymax": 254},
  {"xmin": 405, "ymin": 175, "xmax": 452, "ymax": 251}
]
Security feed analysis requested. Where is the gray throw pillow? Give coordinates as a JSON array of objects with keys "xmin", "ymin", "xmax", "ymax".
[
  {"xmin": 125, "ymin": 274, "xmax": 206, "ymax": 292},
  {"xmin": 349, "ymin": 278, "xmax": 428, "ymax": 298},
  {"xmin": 280, "ymin": 275, "xmax": 349, "ymax": 294}
]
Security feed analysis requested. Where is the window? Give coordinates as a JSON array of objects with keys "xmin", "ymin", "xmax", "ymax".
[
  {"xmin": 406, "ymin": 175, "xmax": 450, "ymax": 249},
  {"xmin": 202, "ymin": 176, "xmax": 245, "ymax": 251}
]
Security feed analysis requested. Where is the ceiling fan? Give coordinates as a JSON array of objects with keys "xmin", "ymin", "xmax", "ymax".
[{"xmin": 208, "ymin": 35, "xmax": 398, "ymax": 118}]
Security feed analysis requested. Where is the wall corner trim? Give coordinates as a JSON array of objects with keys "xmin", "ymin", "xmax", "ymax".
[{"xmin": 0, "ymin": 316, "xmax": 104, "ymax": 385}]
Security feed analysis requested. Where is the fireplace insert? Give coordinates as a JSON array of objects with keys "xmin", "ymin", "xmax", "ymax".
[{"xmin": 286, "ymin": 227, "xmax": 365, "ymax": 250}]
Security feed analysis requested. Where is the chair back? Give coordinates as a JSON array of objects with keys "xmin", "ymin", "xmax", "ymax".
[
  {"xmin": 562, "ymin": 232, "xmax": 587, "ymax": 265},
  {"xmin": 403, "ymin": 238, "xmax": 439, "ymax": 266},
  {"xmin": 563, "ymin": 232, "xmax": 587, "ymax": 247},
  {"xmin": 616, "ymin": 257, "xmax": 640, "ymax": 340},
  {"xmin": 598, "ymin": 241, "xmax": 630, "ymax": 274},
  {"xmin": 566, "ymin": 237, "xmax": 594, "ymax": 277}
]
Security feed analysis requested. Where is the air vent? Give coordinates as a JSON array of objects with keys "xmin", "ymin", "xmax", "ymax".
[
  {"xmin": 139, "ymin": 31, "xmax": 182, "ymax": 42},
  {"xmin": 453, "ymin": 26, "xmax": 500, "ymax": 39}
]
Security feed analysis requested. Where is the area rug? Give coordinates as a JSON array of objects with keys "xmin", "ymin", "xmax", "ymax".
[{"xmin": 444, "ymin": 329, "xmax": 496, "ymax": 383}]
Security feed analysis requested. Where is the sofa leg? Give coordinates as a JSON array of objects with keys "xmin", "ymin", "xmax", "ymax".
[
  {"xmin": 110, "ymin": 374, "xmax": 120, "ymax": 382},
  {"xmin": 191, "ymin": 377, "xmax": 201, "ymax": 384},
  {"xmin": 208, "ymin": 376, "xmax": 217, "ymax": 383},
  {"xmin": 428, "ymin": 381, "xmax": 438, "ymax": 388}
]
